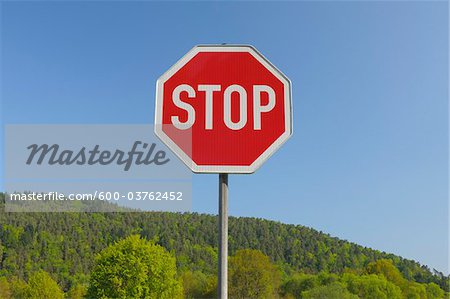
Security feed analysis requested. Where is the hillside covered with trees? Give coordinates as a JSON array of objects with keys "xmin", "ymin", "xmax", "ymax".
[{"xmin": 0, "ymin": 193, "xmax": 447, "ymax": 298}]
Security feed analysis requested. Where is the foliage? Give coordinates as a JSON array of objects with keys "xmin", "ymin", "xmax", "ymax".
[
  {"xmin": 27, "ymin": 270, "xmax": 64, "ymax": 299},
  {"xmin": 281, "ymin": 260, "xmax": 448, "ymax": 299},
  {"xmin": 0, "ymin": 277, "xmax": 11, "ymax": 299},
  {"xmin": 366, "ymin": 259, "xmax": 405, "ymax": 286},
  {"xmin": 426, "ymin": 282, "xmax": 445, "ymax": 299},
  {"xmin": 86, "ymin": 234, "xmax": 183, "ymax": 299},
  {"xmin": 228, "ymin": 249, "xmax": 281, "ymax": 298},
  {"xmin": 4, "ymin": 271, "xmax": 64, "ymax": 299},
  {"xmin": 0, "ymin": 193, "xmax": 447, "ymax": 297},
  {"xmin": 66, "ymin": 284, "xmax": 88, "ymax": 299},
  {"xmin": 302, "ymin": 282, "xmax": 358, "ymax": 299},
  {"xmin": 342, "ymin": 273, "xmax": 403, "ymax": 299},
  {"xmin": 402, "ymin": 282, "xmax": 428, "ymax": 299},
  {"xmin": 181, "ymin": 270, "xmax": 216, "ymax": 298},
  {"xmin": 281, "ymin": 273, "xmax": 320, "ymax": 298},
  {"xmin": 365, "ymin": 259, "xmax": 448, "ymax": 299},
  {"xmin": 9, "ymin": 277, "xmax": 29, "ymax": 299}
]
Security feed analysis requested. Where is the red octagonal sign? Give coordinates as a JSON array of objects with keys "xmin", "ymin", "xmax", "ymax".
[{"xmin": 155, "ymin": 45, "xmax": 292, "ymax": 173}]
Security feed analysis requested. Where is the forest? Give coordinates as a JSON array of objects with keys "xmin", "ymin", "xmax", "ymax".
[{"xmin": 0, "ymin": 193, "xmax": 448, "ymax": 298}]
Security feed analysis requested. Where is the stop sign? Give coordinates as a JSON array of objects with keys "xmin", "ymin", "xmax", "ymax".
[{"xmin": 155, "ymin": 45, "xmax": 292, "ymax": 173}]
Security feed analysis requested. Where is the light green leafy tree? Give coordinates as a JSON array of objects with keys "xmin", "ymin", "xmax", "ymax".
[
  {"xmin": 302, "ymin": 282, "xmax": 359, "ymax": 299},
  {"xmin": 366, "ymin": 259, "xmax": 445, "ymax": 299},
  {"xmin": 343, "ymin": 273, "xmax": 402, "ymax": 299},
  {"xmin": 27, "ymin": 270, "xmax": 64, "ymax": 299},
  {"xmin": 402, "ymin": 281, "xmax": 427, "ymax": 299},
  {"xmin": 9, "ymin": 277, "xmax": 28, "ymax": 299},
  {"xmin": 66, "ymin": 284, "xmax": 88, "ymax": 299},
  {"xmin": 87, "ymin": 234, "xmax": 183, "ymax": 299},
  {"xmin": 281, "ymin": 273, "xmax": 319, "ymax": 298},
  {"xmin": 426, "ymin": 282, "xmax": 445, "ymax": 299},
  {"xmin": 181, "ymin": 270, "xmax": 216, "ymax": 298},
  {"xmin": 229, "ymin": 249, "xmax": 281, "ymax": 299},
  {"xmin": 366, "ymin": 259, "xmax": 405, "ymax": 287},
  {"xmin": 0, "ymin": 277, "xmax": 11, "ymax": 299}
]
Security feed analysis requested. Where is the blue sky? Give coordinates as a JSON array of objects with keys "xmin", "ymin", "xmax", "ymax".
[{"xmin": 1, "ymin": 1, "xmax": 448, "ymax": 273}]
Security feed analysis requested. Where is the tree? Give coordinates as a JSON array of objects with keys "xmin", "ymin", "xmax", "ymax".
[
  {"xmin": 87, "ymin": 234, "xmax": 182, "ymax": 299},
  {"xmin": 0, "ymin": 277, "xmax": 11, "ymax": 299},
  {"xmin": 0, "ymin": 192, "xmax": 448, "ymax": 293},
  {"xmin": 302, "ymin": 282, "xmax": 358, "ymax": 299},
  {"xmin": 426, "ymin": 282, "xmax": 445, "ymax": 299},
  {"xmin": 27, "ymin": 270, "xmax": 64, "ymax": 299},
  {"xmin": 9, "ymin": 277, "xmax": 28, "ymax": 299},
  {"xmin": 66, "ymin": 284, "xmax": 88, "ymax": 299},
  {"xmin": 402, "ymin": 282, "xmax": 427, "ymax": 299},
  {"xmin": 343, "ymin": 273, "xmax": 403, "ymax": 299},
  {"xmin": 366, "ymin": 259, "xmax": 405, "ymax": 287},
  {"xmin": 366, "ymin": 259, "xmax": 443, "ymax": 299},
  {"xmin": 281, "ymin": 273, "xmax": 319, "ymax": 298},
  {"xmin": 181, "ymin": 270, "xmax": 216, "ymax": 298},
  {"xmin": 229, "ymin": 249, "xmax": 280, "ymax": 299}
]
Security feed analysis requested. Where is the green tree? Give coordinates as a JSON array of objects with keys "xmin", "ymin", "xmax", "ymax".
[
  {"xmin": 402, "ymin": 281, "xmax": 427, "ymax": 299},
  {"xmin": 9, "ymin": 277, "xmax": 29, "ymax": 299},
  {"xmin": 317, "ymin": 272, "xmax": 339, "ymax": 286},
  {"xmin": 87, "ymin": 234, "xmax": 182, "ymax": 299},
  {"xmin": 343, "ymin": 273, "xmax": 402, "ymax": 299},
  {"xmin": 0, "ymin": 192, "xmax": 448, "ymax": 293},
  {"xmin": 366, "ymin": 259, "xmax": 443, "ymax": 298},
  {"xmin": 229, "ymin": 249, "xmax": 280, "ymax": 299},
  {"xmin": 0, "ymin": 277, "xmax": 11, "ymax": 299},
  {"xmin": 181, "ymin": 270, "xmax": 216, "ymax": 298},
  {"xmin": 302, "ymin": 282, "xmax": 358, "ymax": 299},
  {"xmin": 426, "ymin": 282, "xmax": 445, "ymax": 299},
  {"xmin": 281, "ymin": 273, "xmax": 319, "ymax": 298},
  {"xmin": 27, "ymin": 270, "xmax": 64, "ymax": 299},
  {"xmin": 66, "ymin": 284, "xmax": 88, "ymax": 299},
  {"xmin": 366, "ymin": 259, "xmax": 405, "ymax": 287}
]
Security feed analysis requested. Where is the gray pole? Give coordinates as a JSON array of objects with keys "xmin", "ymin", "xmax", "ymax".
[{"xmin": 218, "ymin": 173, "xmax": 228, "ymax": 298}]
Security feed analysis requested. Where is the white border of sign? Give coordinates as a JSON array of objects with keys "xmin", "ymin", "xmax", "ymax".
[{"xmin": 155, "ymin": 45, "xmax": 293, "ymax": 174}]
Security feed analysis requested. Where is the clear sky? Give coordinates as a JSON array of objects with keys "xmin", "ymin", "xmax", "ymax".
[{"xmin": 1, "ymin": 1, "xmax": 448, "ymax": 273}]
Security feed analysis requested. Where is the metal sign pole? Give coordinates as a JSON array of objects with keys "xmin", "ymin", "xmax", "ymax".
[{"xmin": 218, "ymin": 173, "xmax": 228, "ymax": 298}]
